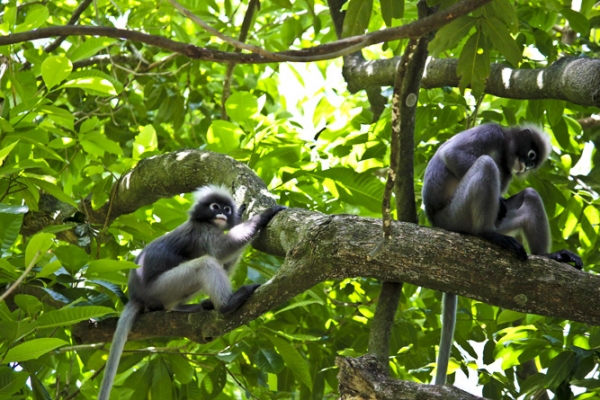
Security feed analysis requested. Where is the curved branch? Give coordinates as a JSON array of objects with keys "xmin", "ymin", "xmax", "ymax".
[
  {"xmin": 1, "ymin": 0, "xmax": 491, "ymax": 63},
  {"xmin": 73, "ymin": 206, "xmax": 600, "ymax": 344},
  {"xmin": 344, "ymin": 57, "xmax": 600, "ymax": 108}
]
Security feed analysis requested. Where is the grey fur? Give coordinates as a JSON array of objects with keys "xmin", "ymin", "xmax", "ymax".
[
  {"xmin": 98, "ymin": 186, "xmax": 285, "ymax": 400},
  {"xmin": 422, "ymin": 123, "xmax": 582, "ymax": 385}
]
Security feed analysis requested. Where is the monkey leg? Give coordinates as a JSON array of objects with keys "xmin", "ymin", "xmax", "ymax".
[
  {"xmin": 146, "ymin": 256, "xmax": 232, "ymax": 311},
  {"xmin": 495, "ymin": 188, "xmax": 550, "ymax": 255},
  {"xmin": 435, "ymin": 155, "xmax": 501, "ymax": 233}
]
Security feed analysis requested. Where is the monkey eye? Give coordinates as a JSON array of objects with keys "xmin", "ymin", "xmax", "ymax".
[
  {"xmin": 210, "ymin": 203, "xmax": 220, "ymax": 210},
  {"xmin": 528, "ymin": 150, "xmax": 536, "ymax": 160},
  {"xmin": 223, "ymin": 206, "xmax": 232, "ymax": 214}
]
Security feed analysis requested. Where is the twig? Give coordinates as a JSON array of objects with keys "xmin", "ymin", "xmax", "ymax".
[{"xmin": 0, "ymin": 251, "xmax": 41, "ymax": 302}]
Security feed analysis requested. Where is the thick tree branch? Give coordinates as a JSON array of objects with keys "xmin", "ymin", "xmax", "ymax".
[
  {"xmin": 337, "ymin": 355, "xmax": 483, "ymax": 399},
  {"xmin": 344, "ymin": 57, "xmax": 600, "ymax": 108},
  {"xmin": 73, "ymin": 206, "xmax": 600, "ymax": 344},
  {"xmin": 1, "ymin": 0, "xmax": 490, "ymax": 63}
]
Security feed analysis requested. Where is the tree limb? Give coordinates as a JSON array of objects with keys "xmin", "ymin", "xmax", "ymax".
[
  {"xmin": 0, "ymin": 0, "xmax": 491, "ymax": 63},
  {"xmin": 344, "ymin": 57, "xmax": 600, "ymax": 108}
]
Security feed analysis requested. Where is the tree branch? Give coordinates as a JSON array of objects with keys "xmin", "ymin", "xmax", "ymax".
[
  {"xmin": 344, "ymin": 57, "xmax": 600, "ymax": 108},
  {"xmin": 1, "ymin": 0, "xmax": 491, "ymax": 63}
]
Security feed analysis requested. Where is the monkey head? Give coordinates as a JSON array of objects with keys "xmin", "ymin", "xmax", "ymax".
[
  {"xmin": 508, "ymin": 126, "xmax": 551, "ymax": 176},
  {"xmin": 190, "ymin": 185, "xmax": 238, "ymax": 230}
]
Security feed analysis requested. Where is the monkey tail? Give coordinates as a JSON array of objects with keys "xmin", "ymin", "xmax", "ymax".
[
  {"xmin": 98, "ymin": 301, "xmax": 141, "ymax": 400},
  {"xmin": 435, "ymin": 292, "xmax": 458, "ymax": 385}
]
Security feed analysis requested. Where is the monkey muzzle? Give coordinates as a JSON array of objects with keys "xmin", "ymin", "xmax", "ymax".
[{"xmin": 213, "ymin": 214, "xmax": 228, "ymax": 228}]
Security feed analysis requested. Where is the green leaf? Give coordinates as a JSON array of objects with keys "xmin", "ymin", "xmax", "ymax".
[
  {"xmin": 133, "ymin": 125, "xmax": 158, "ymax": 158},
  {"xmin": 24, "ymin": 178, "xmax": 77, "ymax": 207},
  {"xmin": 342, "ymin": 0, "xmax": 373, "ymax": 38},
  {"xmin": 200, "ymin": 363, "xmax": 226, "ymax": 399},
  {"xmin": 545, "ymin": 351, "xmax": 577, "ymax": 390},
  {"xmin": 429, "ymin": 16, "xmax": 476, "ymax": 57},
  {"xmin": 14, "ymin": 6, "xmax": 49, "ymax": 33},
  {"xmin": 312, "ymin": 168, "xmax": 384, "ymax": 213},
  {"xmin": 0, "ymin": 367, "xmax": 29, "ymax": 397},
  {"xmin": 86, "ymin": 259, "xmax": 139, "ymax": 274},
  {"xmin": 68, "ymin": 70, "xmax": 124, "ymax": 94},
  {"xmin": 497, "ymin": 309, "xmax": 526, "ymax": 325},
  {"xmin": 35, "ymin": 306, "xmax": 115, "ymax": 329},
  {"xmin": 67, "ymin": 38, "xmax": 117, "ymax": 62},
  {"xmin": 254, "ymin": 345, "xmax": 284, "ymax": 373},
  {"xmin": 457, "ymin": 30, "xmax": 490, "ymax": 98},
  {"xmin": 267, "ymin": 334, "xmax": 313, "ymax": 389},
  {"xmin": 561, "ymin": 9, "xmax": 590, "ymax": 35},
  {"xmin": 151, "ymin": 360, "xmax": 173, "ymax": 400},
  {"xmin": 80, "ymin": 133, "xmax": 123, "ymax": 156},
  {"xmin": 25, "ymin": 233, "xmax": 54, "ymax": 267},
  {"xmin": 61, "ymin": 77, "xmax": 117, "ymax": 96},
  {"xmin": 13, "ymin": 294, "xmax": 42, "ymax": 316},
  {"xmin": 4, "ymin": 338, "xmax": 67, "ymax": 362},
  {"xmin": 207, "ymin": 120, "xmax": 242, "ymax": 153},
  {"xmin": 53, "ymin": 245, "xmax": 89, "ymax": 274},
  {"xmin": 41, "ymin": 56, "xmax": 73, "ymax": 90},
  {"xmin": 225, "ymin": 92, "xmax": 258, "ymax": 123},
  {"xmin": 0, "ymin": 212, "xmax": 24, "ymax": 256},
  {"xmin": 483, "ymin": 17, "xmax": 522, "ymax": 66},
  {"xmin": 0, "ymin": 140, "xmax": 19, "ymax": 164}
]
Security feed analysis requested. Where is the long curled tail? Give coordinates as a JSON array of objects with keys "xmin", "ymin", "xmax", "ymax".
[
  {"xmin": 98, "ymin": 301, "xmax": 141, "ymax": 400},
  {"xmin": 435, "ymin": 292, "xmax": 457, "ymax": 385}
]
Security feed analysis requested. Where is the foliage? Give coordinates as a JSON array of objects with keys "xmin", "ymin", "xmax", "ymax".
[{"xmin": 0, "ymin": 0, "xmax": 599, "ymax": 398}]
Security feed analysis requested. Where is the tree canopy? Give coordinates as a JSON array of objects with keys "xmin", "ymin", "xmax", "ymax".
[{"xmin": 0, "ymin": 0, "xmax": 599, "ymax": 399}]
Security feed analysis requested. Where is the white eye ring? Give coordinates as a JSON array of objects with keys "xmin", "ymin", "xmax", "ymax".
[
  {"xmin": 528, "ymin": 150, "xmax": 536, "ymax": 160},
  {"xmin": 224, "ymin": 206, "xmax": 231, "ymax": 213},
  {"xmin": 210, "ymin": 203, "xmax": 220, "ymax": 210}
]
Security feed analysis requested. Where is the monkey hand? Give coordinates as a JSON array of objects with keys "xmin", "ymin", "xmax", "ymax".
[
  {"xmin": 219, "ymin": 284, "xmax": 261, "ymax": 314},
  {"xmin": 545, "ymin": 250, "xmax": 583, "ymax": 270},
  {"xmin": 257, "ymin": 205, "xmax": 287, "ymax": 228},
  {"xmin": 497, "ymin": 197, "xmax": 508, "ymax": 221}
]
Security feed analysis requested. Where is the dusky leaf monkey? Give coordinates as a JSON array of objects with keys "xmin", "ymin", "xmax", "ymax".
[
  {"xmin": 98, "ymin": 185, "xmax": 286, "ymax": 399},
  {"xmin": 421, "ymin": 123, "xmax": 582, "ymax": 385}
]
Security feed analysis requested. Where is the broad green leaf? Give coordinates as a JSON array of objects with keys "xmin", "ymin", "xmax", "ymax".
[
  {"xmin": 4, "ymin": 338, "xmax": 67, "ymax": 362},
  {"xmin": 225, "ymin": 92, "xmax": 258, "ymax": 123},
  {"xmin": 268, "ymin": 334, "xmax": 313, "ymax": 389},
  {"xmin": 489, "ymin": 0, "xmax": 518, "ymax": 33},
  {"xmin": 133, "ymin": 125, "xmax": 158, "ymax": 159},
  {"xmin": 0, "ymin": 140, "xmax": 19, "ymax": 164},
  {"xmin": 25, "ymin": 233, "xmax": 54, "ymax": 267},
  {"xmin": 497, "ymin": 309, "xmax": 526, "ymax": 325},
  {"xmin": 0, "ymin": 367, "xmax": 29, "ymax": 397},
  {"xmin": 61, "ymin": 77, "xmax": 116, "ymax": 96},
  {"xmin": 207, "ymin": 120, "xmax": 242, "ymax": 153},
  {"xmin": 457, "ymin": 30, "xmax": 490, "ymax": 97},
  {"xmin": 39, "ymin": 105, "xmax": 75, "ymax": 131},
  {"xmin": 545, "ymin": 351, "xmax": 577, "ymax": 390},
  {"xmin": 429, "ymin": 16, "xmax": 476, "ymax": 57},
  {"xmin": 379, "ymin": 0, "xmax": 403, "ymax": 27},
  {"xmin": 53, "ymin": 245, "xmax": 89, "ymax": 274},
  {"xmin": 80, "ymin": 133, "xmax": 123, "ymax": 156},
  {"xmin": 151, "ymin": 360, "xmax": 173, "ymax": 400},
  {"xmin": 35, "ymin": 306, "xmax": 115, "ymax": 329},
  {"xmin": 23, "ymin": 178, "xmax": 77, "ymax": 207},
  {"xmin": 68, "ymin": 70, "xmax": 124, "ymax": 94},
  {"xmin": 86, "ymin": 259, "xmax": 139, "ymax": 274},
  {"xmin": 200, "ymin": 363, "xmax": 226, "ymax": 399},
  {"xmin": 36, "ymin": 259, "xmax": 62, "ymax": 278},
  {"xmin": 41, "ymin": 56, "xmax": 72, "ymax": 90},
  {"xmin": 561, "ymin": 9, "xmax": 590, "ymax": 35},
  {"xmin": 14, "ymin": 6, "xmax": 49, "ymax": 33},
  {"xmin": 67, "ymin": 38, "xmax": 117, "ymax": 62},
  {"xmin": 312, "ymin": 168, "xmax": 384, "ymax": 213},
  {"xmin": 483, "ymin": 17, "xmax": 522, "ymax": 66},
  {"xmin": 13, "ymin": 294, "xmax": 42, "ymax": 316},
  {"xmin": 0, "ymin": 212, "xmax": 24, "ymax": 256},
  {"xmin": 342, "ymin": 0, "xmax": 373, "ymax": 38},
  {"xmin": 254, "ymin": 346, "xmax": 284, "ymax": 373}
]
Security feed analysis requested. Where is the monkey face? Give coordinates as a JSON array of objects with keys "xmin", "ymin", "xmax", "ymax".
[{"xmin": 190, "ymin": 195, "xmax": 236, "ymax": 229}]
